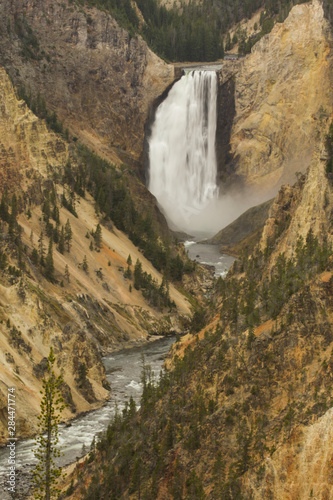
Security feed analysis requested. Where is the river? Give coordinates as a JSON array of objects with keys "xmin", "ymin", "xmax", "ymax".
[
  {"xmin": 0, "ymin": 337, "xmax": 175, "ymax": 499},
  {"xmin": 184, "ymin": 241, "xmax": 235, "ymax": 277},
  {"xmin": 0, "ymin": 245, "xmax": 235, "ymax": 498}
]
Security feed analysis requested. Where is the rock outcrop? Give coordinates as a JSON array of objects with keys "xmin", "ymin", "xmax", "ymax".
[
  {"xmin": 0, "ymin": 0, "xmax": 174, "ymax": 164},
  {"xmin": 207, "ymin": 198, "xmax": 274, "ymax": 255},
  {"xmin": 220, "ymin": 0, "xmax": 333, "ymax": 197},
  {"xmin": 0, "ymin": 67, "xmax": 68, "ymax": 191},
  {"xmin": 260, "ymin": 134, "xmax": 333, "ymax": 266},
  {"xmin": 243, "ymin": 407, "xmax": 333, "ymax": 499},
  {"xmin": 0, "ymin": 66, "xmax": 190, "ymax": 442}
]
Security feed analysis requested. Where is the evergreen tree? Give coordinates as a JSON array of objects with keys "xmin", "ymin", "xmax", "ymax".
[
  {"xmin": 32, "ymin": 347, "xmax": 67, "ymax": 500},
  {"xmin": 125, "ymin": 254, "xmax": 132, "ymax": 279},
  {"xmin": 58, "ymin": 227, "xmax": 65, "ymax": 254},
  {"xmin": 52, "ymin": 205, "xmax": 60, "ymax": 224},
  {"xmin": 45, "ymin": 239, "xmax": 55, "ymax": 282},
  {"xmin": 64, "ymin": 219, "xmax": 72, "ymax": 252},
  {"xmin": 9, "ymin": 194, "xmax": 18, "ymax": 240},
  {"xmin": 93, "ymin": 223, "xmax": 102, "ymax": 250},
  {"xmin": 0, "ymin": 191, "xmax": 9, "ymax": 222},
  {"xmin": 82, "ymin": 255, "xmax": 89, "ymax": 273},
  {"xmin": 31, "ymin": 248, "xmax": 39, "ymax": 266},
  {"xmin": 64, "ymin": 264, "xmax": 70, "ymax": 283},
  {"xmin": 38, "ymin": 231, "xmax": 45, "ymax": 266},
  {"xmin": 42, "ymin": 197, "xmax": 51, "ymax": 223},
  {"xmin": 134, "ymin": 259, "xmax": 143, "ymax": 290}
]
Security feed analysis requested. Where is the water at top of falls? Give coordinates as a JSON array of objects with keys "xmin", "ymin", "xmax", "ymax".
[{"xmin": 148, "ymin": 70, "xmax": 219, "ymax": 236}]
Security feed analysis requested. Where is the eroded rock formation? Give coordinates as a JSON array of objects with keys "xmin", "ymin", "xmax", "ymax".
[
  {"xmin": 0, "ymin": 0, "xmax": 174, "ymax": 164},
  {"xmin": 219, "ymin": 0, "xmax": 333, "ymax": 197},
  {"xmin": 0, "ymin": 66, "xmax": 190, "ymax": 441}
]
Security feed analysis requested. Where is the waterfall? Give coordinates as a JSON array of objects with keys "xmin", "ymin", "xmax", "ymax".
[{"xmin": 148, "ymin": 70, "xmax": 219, "ymax": 234}]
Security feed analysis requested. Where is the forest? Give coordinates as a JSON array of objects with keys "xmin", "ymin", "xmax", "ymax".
[
  {"xmin": 72, "ymin": 227, "xmax": 333, "ymax": 499},
  {"xmin": 77, "ymin": 0, "xmax": 310, "ymax": 61}
]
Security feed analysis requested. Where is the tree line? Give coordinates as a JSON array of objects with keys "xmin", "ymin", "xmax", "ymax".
[{"xmin": 79, "ymin": 0, "xmax": 310, "ymax": 61}]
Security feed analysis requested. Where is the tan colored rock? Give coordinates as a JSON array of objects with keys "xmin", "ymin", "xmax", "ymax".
[
  {"xmin": 260, "ymin": 136, "xmax": 333, "ymax": 263},
  {"xmin": 243, "ymin": 408, "xmax": 333, "ymax": 500},
  {"xmin": 229, "ymin": 0, "xmax": 333, "ymax": 195},
  {"xmin": 0, "ymin": 0, "xmax": 174, "ymax": 163},
  {"xmin": 0, "ymin": 67, "xmax": 68, "ymax": 192}
]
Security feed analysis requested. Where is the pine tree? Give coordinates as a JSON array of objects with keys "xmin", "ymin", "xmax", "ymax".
[
  {"xmin": 42, "ymin": 197, "xmax": 51, "ymax": 223},
  {"xmin": 64, "ymin": 264, "xmax": 70, "ymax": 283},
  {"xmin": 64, "ymin": 219, "xmax": 72, "ymax": 252},
  {"xmin": 52, "ymin": 206, "xmax": 60, "ymax": 224},
  {"xmin": 82, "ymin": 255, "xmax": 89, "ymax": 273},
  {"xmin": 58, "ymin": 227, "xmax": 65, "ymax": 254},
  {"xmin": 17, "ymin": 244, "xmax": 25, "ymax": 271},
  {"xmin": 0, "ymin": 191, "xmax": 9, "ymax": 222},
  {"xmin": 32, "ymin": 347, "xmax": 67, "ymax": 500},
  {"xmin": 125, "ymin": 254, "xmax": 132, "ymax": 279},
  {"xmin": 31, "ymin": 248, "xmax": 39, "ymax": 265},
  {"xmin": 134, "ymin": 259, "xmax": 143, "ymax": 290},
  {"xmin": 38, "ymin": 231, "xmax": 45, "ymax": 266},
  {"xmin": 93, "ymin": 223, "xmax": 102, "ymax": 250},
  {"xmin": 45, "ymin": 239, "xmax": 55, "ymax": 282},
  {"xmin": 9, "ymin": 194, "xmax": 18, "ymax": 240}
]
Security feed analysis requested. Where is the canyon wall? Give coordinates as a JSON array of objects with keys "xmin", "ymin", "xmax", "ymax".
[
  {"xmin": 0, "ymin": 0, "xmax": 174, "ymax": 165},
  {"xmin": 219, "ymin": 0, "xmax": 333, "ymax": 197},
  {"xmin": 0, "ymin": 66, "xmax": 190, "ymax": 441}
]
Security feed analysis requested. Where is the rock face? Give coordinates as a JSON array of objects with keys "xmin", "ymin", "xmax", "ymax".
[
  {"xmin": 0, "ymin": 66, "xmax": 190, "ymax": 442},
  {"xmin": 207, "ymin": 198, "xmax": 274, "ymax": 255},
  {"xmin": 219, "ymin": 0, "xmax": 333, "ymax": 196},
  {"xmin": 0, "ymin": 0, "xmax": 174, "ymax": 164},
  {"xmin": 260, "ymin": 136, "xmax": 333, "ymax": 265},
  {"xmin": 243, "ymin": 407, "xmax": 333, "ymax": 499},
  {"xmin": 0, "ymin": 67, "xmax": 68, "ymax": 191}
]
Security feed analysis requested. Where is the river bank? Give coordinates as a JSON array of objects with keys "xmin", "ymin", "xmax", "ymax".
[{"xmin": 0, "ymin": 337, "xmax": 176, "ymax": 499}]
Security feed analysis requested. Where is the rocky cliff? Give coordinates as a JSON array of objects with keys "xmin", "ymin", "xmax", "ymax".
[
  {"xmin": 260, "ymin": 131, "xmax": 333, "ymax": 268},
  {"xmin": 66, "ymin": 99, "xmax": 333, "ymax": 498},
  {"xmin": 0, "ymin": 66, "xmax": 191, "ymax": 442},
  {"xmin": 0, "ymin": 0, "xmax": 174, "ymax": 165},
  {"xmin": 206, "ymin": 198, "xmax": 274, "ymax": 255},
  {"xmin": 219, "ymin": 0, "xmax": 333, "ymax": 198}
]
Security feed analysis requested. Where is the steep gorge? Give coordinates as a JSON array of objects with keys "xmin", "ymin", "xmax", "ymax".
[
  {"xmin": 0, "ymin": 0, "xmax": 174, "ymax": 166},
  {"xmin": 67, "ymin": 124, "xmax": 333, "ymax": 500},
  {"xmin": 217, "ymin": 0, "xmax": 333, "ymax": 200},
  {"xmin": 0, "ymin": 0, "xmax": 332, "ymax": 496},
  {"xmin": 0, "ymin": 65, "xmax": 192, "ymax": 442}
]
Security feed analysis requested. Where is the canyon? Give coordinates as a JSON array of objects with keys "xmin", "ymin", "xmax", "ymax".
[
  {"xmin": 0, "ymin": 64, "xmax": 191, "ymax": 442},
  {"xmin": 0, "ymin": 0, "xmax": 332, "ymax": 498}
]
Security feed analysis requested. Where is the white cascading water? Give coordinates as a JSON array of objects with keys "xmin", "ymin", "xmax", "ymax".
[{"xmin": 148, "ymin": 70, "xmax": 219, "ymax": 234}]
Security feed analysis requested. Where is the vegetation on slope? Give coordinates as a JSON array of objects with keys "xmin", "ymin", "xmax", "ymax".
[
  {"xmin": 0, "ymin": 66, "xmax": 195, "ymax": 439},
  {"xmin": 65, "ymin": 173, "xmax": 333, "ymax": 498},
  {"xmin": 76, "ymin": 0, "xmax": 311, "ymax": 61},
  {"xmin": 0, "ymin": 143, "xmax": 195, "ymax": 314},
  {"xmin": 65, "ymin": 145, "xmax": 195, "ymax": 282}
]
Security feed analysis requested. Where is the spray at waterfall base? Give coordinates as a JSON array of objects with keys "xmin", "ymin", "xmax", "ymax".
[{"xmin": 147, "ymin": 69, "xmax": 263, "ymax": 237}]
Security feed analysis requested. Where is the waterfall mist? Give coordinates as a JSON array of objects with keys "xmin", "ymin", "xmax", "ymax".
[{"xmin": 148, "ymin": 70, "xmax": 222, "ymax": 236}]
